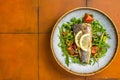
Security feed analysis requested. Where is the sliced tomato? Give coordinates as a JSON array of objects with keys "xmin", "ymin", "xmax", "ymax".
[
  {"xmin": 67, "ymin": 46, "xmax": 72, "ymax": 51},
  {"xmin": 67, "ymin": 46, "xmax": 74, "ymax": 55},
  {"xmin": 67, "ymin": 44, "xmax": 77, "ymax": 55},
  {"xmin": 84, "ymin": 13, "xmax": 94, "ymax": 23},
  {"xmin": 91, "ymin": 46, "xmax": 98, "ymax": 55}
]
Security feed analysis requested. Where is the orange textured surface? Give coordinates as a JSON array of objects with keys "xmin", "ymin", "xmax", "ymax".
[
  {"xmin": 0, "ymin": 34, "xmax": 38, "ymax": 80},
  {"xmin": 0, "ymin": 0, "xmax": 38, "ymax": 33}
]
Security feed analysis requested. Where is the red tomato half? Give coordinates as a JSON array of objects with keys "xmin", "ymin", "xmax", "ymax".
[
  {"xmin": 84, "ymin": 13, "xmax": 94, "ymax": 23},
  {"xmin": 92, "ymin": 46, "xmax": 98, "ymax": 55}
]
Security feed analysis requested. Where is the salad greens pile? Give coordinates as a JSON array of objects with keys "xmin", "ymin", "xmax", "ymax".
[
  {"xmin": 58, "ymin": 14, "xmax": 110, "ymax": 66},
  {"xmin": 91, "ymin": 20, "xmax": 110, "ymax": 62},
  {"xmin": 58, "ymin": 17, "xmax": 82, "ymax": 66}
]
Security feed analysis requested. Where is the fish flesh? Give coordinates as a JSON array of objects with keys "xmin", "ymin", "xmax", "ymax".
[{"xmin": 73, "ymin": 23, "xmax": 92, "ymax": 63}]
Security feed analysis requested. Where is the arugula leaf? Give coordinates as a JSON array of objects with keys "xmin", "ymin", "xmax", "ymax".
[
  {"xmin": 71, "ymin": 56, "xmax": 80, "ymax": 63},
  {"xmin": 65, "ymin": 54, "xmax": 69, "ymax": 66}
]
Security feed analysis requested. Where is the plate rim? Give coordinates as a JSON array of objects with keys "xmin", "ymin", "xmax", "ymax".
[{"xmin": 50, "ymin": 7, "xmax": 119, "ymax": 76}]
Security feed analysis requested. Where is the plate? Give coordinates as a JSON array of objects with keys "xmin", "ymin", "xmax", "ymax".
[{"xmin": 50, "ymin": 7, "xmax": 118, "ymax": 76}]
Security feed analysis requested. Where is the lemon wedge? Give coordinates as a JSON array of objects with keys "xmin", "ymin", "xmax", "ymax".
[
  {"xmin": 79, "ymin": 33, "xmax": 91, "ymax": 51},
  {"xmin": 75, "ymin": 31, "xmax": 82, "ymax": 48}
]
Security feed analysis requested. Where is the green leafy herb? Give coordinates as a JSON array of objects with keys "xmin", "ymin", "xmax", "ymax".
[
  {"xmin": 91, "ymin": 20, "xmax": 110, "ymax": 61},
  {"xmin": 65, "ymin": 54, "xmax": 69, "ymax": 66},
  {"xmin": 71, "ymin": 56, "xmax": 80, "ymax": 63}
]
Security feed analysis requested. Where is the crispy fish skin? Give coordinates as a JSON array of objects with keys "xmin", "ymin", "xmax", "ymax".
[
  {"xmin": 73, "ymin": 23, "xmax": 92, "ymax": 63},
  {"xmin": 73, "ymin": 23, "xmax": 92, "ymax": 34}
]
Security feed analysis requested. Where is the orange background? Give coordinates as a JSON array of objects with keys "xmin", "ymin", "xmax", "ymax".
[{"xmin": 0, "ymin": 0, "xmax": 120, "ymax": 80}]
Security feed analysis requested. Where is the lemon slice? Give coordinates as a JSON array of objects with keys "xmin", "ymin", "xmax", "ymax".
[
  {"xmin": 80, "ymin": 33, "xmax": 91, "ymax": 51},
  {"xmin": 75, "ymin": 31, "xmax": 82, "ymax": 47}
]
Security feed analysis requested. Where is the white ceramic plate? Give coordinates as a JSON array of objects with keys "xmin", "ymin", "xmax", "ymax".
[{"xmin": 50, "ymin": 7, "xmax": 118, "ymax": 76}]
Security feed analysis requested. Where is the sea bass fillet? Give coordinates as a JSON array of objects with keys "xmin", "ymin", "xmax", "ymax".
[{"xmin": 73, "ymin": 23, "xmax": 92, "ymax": 63}]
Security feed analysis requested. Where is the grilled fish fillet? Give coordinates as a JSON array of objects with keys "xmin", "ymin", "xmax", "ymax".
[{"xmin": 73, "ymin": 23, "xmax": 92, "ymax": 63}]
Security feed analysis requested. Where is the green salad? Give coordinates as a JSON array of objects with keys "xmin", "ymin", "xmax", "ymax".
[{"xmin": 58, "ymin": 13, "xmax": 110, "ymax": 66}]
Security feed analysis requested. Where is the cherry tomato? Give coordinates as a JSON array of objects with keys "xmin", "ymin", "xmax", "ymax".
[
  {"xmin": 84, "ymin": 13, "xmax": 94, "ymax": 23},
  {"xmin": 92, "ymin": 46, "xmax": 98, "ymax": 55},
  {"xmin": 67, "ymin": 46, "xmax": 72, "ymax": 51}
]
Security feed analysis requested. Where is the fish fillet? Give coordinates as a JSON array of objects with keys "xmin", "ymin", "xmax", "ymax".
[{"xmin": 73, "ymin": 23, "xmax": 92, "ymax": 63}]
